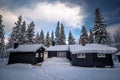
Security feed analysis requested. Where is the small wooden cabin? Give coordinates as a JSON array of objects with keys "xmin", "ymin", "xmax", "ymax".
[
  {"xmin": 7, "ymin": 44, "xmax": 45, "ymax": 65},
  {"xmin": 47, "ymin": 45, "xmax": 71, "ymax": 60},
  {"xmin": 70, "ymin": 44, "xmax": 117, "ymax": 67},
  {"xmin": 116, "ymin": 51, "xmax": 120, "ymax": 62}
]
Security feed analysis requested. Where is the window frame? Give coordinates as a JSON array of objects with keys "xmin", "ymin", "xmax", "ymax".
[
  {"xmin": 57, "ymin": 52, "xmax": 66, "ymax": 57},
  {"xmin": 40, "ymin": 53, "xmax": 43, "ymax": 57},
  {"xmin": 77, "ymin": 53, "xmax": 86, "ymax": 58},
  {"xmin": 97, "ymin": 53, "xmax": 106, "ymax": 58},
  {"xmin": 35, "ymin": 53, "xmax": 39, "ymax": 58}
]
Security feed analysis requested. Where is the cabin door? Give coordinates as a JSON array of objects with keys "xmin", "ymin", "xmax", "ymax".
[{"xmin": 57, "ymin": 52, "xmax": 66, "ymax": 58}]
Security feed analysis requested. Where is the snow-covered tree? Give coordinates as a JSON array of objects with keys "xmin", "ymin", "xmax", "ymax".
[
  {"xmin": 55, "ymin": 21, "xmax": 60, "ymax": 45},
  {"xmin": 26, "ymin": 21, "xmax": 35, "ymax": 44},
  {"xmin": 11, "ymin": 15, "xmax": 22, "ymax": 44},
  {"xmin": 89, "ymin": 29, "xmax": 94, "ymax": 43},
  {"xmin": 113, "ymin": 27, "xmax": 120, "ymax": 50},
  {"xmin": 68, "ymin": 31, "xmax": 75, "ymax": 45},
  {"xmin": 50, "ymin": 31, "xmax": 55, "ymax": 45},
  {"xmin": 45, "ymin": 32, "xmax": 50, "ymax": 47},
  {"xmin": 39, "ymin": 30, "xmax": 44, "ymax": 44},
  {"xmin": 0, "ymin": 15, "xmax": 5, "ymax": 58},
  {"xmin": 19, "ymin": 21, "xmax": 26, "ymax": 44},
  {"xmin": 34, "ymin": 33, "xmax": 39, "ymax": 44},
  {"xmin": 79, "ymin": 26, "xmax": 88, "ymax": 44},
  {"xmin": 93, "ymin": 8, "xmax": 108, "ymax": 44},
  {"xmin": 60, "ymin": 23, "xmax": 66, "ymax": 45}
]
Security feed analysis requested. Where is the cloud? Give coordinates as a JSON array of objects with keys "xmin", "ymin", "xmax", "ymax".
[
  {"xmin": 0, "ymin": 1, "xmax": 87, "ymax": 35},
  {"xmin": 17, "ymin": 2, "xmax": 86, "ymax": 28},
  {"xmin": 107, "ymin": 24, "xmax": 120, "ymax": 36},
  {"xmin": 0, "ymin": 7, "xmax": 18, "ymax": 35},
  {"xmin": 111, "ymin": 7, "xmax": 120, "ymax": 16}
]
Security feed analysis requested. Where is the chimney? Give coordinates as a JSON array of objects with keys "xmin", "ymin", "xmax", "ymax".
[
  {"xmin": 52, "ymin": 41, "xmax": 55, "ymax": 46},
  {"xmin": 81, "ymin": 37, "xmax": 86, "ymax": 46},
  {"xmin": 14, "ymin": 42, "xmax": 18, "ymax": 49}
]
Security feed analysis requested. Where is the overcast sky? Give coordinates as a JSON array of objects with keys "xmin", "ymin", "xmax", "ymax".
[{"xmin": 0, "ymin": 0, "xmax": 120, "ymax": 43}]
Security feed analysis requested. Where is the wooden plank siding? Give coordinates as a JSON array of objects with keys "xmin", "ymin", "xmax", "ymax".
[
  {"xmin": 48, "ymin": 51, "xmax": 71, "ymax": 60},
  {"xmin": 118, "ymin": 56, "xmax": 120, "ymax": 62},
  {"xmin": 71, "ymin": 53, "xmax": 113, "ymax": 67},
  {"xmin": 8, "ymin": 47, "xmax": 45, "ymax": 65},
  {"xmin": 8, "ymin": 52, "xmax": 36, "ymax": 65}
]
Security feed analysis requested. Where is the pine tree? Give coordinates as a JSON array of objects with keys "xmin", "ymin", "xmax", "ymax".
[
  {"xmin": 34, "ymin": 33, "xmax": 39, "ymax": 44},
  {"xmin": 19, "ymin": 21, "xmax": 26, "ymax": 44},
  {"xmin": 26, "ymin": 21, "xmax": 35, "ymax": 44},
  {"xmin": 55, "ymin": 21, "xmax": 60, "ymax": 45},
  {"xmin": 89, "ymin": 29, "xmax": 94, "ymax": 43},
  {"xmin": 39, "ymin": 30, "xmax": 44, "ymax": 44},
  {"xmin": 50, "ymin": 31, "xmax": 55, "ymax": 45},
  {"xmin": 45, "ymin": 32, "xmax": 50, "ymax": 47},
  {"xmin": 79, "ymin": 26, "xmax": 88, "ymax": 44},
  {"xmin": 113, "ymin": 27, "xmax": 120, "ymax": 50},
  {"xmin": 11, "ymin": 15, "xmax": 22, "ymax": 43},
  {"xmin": 0, "ymin": 15, "xmax": 5, "ymax": 58},
  {"xmin": 60, "ymin": 23, "xmax": 66, "ymax": 45},
  {"xmin": 93, "ymin": 8, "xmax": 108, "ymax": 44},
  {"xmin": 68, "ymin": 31, "xmax": 75, "ymax": 45}
]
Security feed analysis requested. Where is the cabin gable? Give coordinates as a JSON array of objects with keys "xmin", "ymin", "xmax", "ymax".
[{"xmin": 7, "ymin": 44, "xmax": 45, "ymax": 65}]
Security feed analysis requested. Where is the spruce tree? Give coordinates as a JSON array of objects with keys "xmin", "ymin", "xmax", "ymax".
[
  {"xmin": 39, "ymin": 30, "xmax": 44, "ymax": 44},
  {"xmin": 11, "ymin": 15, "xmax": 22, "ymax": 44},
  {"xmin": 114, "ymin": 27, "xmax": 120, "ymax": 50},
  {"xmin": 34, "ymin": 33, "xmax": 39, "ymax": 44},
  {"xmin": 19, "ymin": 21, "xmax": 26, "ymax": 44},
  {"xmin": 89, "ymin": 29, "xmax": 94, "ymax": 43},
  {"xmin": 60, "ymin": 23, "xmax": 66, "ymax": 45},
  {"xmin": 79, "ymin": 26, "xmax": 88, "ymax": 44},
  {"xmin": 26, "ymin": 21, "xmax": 35, "ymax": 44},
  {"xmin": 55, "ymin": 21, "xmax": 60, "ymax": 45},
  {"xmin": 50, "ymin": 31, "xmax": 55, "ymax": 45},
  {"xmin": 68, "ymin": 31, "xmax": 75, "ymax": 45},
  {"xmin": 45, "ymin": 32, "xmax": 50, "ymax": 47},
  {"xmin": 93, "ymin": 8, "xmax": 108, "ymax": 44},
  {"xmin": 0, "ymin": 15, "xmax": 5, "ymax": 58}
]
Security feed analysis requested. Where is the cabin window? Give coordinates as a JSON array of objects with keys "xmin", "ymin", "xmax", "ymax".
[
  {"xmin": 40, "ymin": 53, "xmax": 43, "ymax": 57},
  {"xmin": 97, "ymin": 53, "xmax": 106, "ymax": 58},
  {"xmin": 57, "ymin": 52, "xmax": 66, "ymax": 57},
  {"xmin": 35, "ymin": 53, "xmax": 39, "ymax": 58},
  {"xmin": 77, "ymin": 53, "xmax": 86, "ymax": 58}
]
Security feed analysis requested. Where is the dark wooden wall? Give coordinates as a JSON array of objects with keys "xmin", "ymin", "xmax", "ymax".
[
  {"xmin": 71, "ymin": 53, "xmax": 113, "ymax": 67},
  {"xmin": 71, "ymin": 53, "xmax": 94, "ymax": 67},
  {"xmin": 8, "ymin": 52, "xmax": 36, "ymax": 65},
  {"xmin": 8, "ymin": 47, "xmax": 45, "ymax": 65},
  {"xmin": 95, "ymin": 54, "xmax": 113, "ymax": 67},
  {"xmin": 118, "ymin": 56, "xmax": 120, "ymax": 62},
  {"xmin": 48, "ymin": 51, "xmax": 71, "ymax": 60}
]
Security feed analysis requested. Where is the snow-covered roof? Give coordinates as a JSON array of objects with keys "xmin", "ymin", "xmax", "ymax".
[
  {"xmin": 47, "ymin": 45, "xmax": 69, "ymax": 51},
  {"xmin": 70, "ymin": 44, "xmax": 117, "ymax": 54},
  {"xmin": 116, "ymin": 51, "xmax": 120, "ymax": 55},
  {"xmin": 6, "ymin": 44, "xmax": 45, "ymax": 52}
]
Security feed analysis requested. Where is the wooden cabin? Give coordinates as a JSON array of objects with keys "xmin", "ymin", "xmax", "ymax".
[
  {"xmin": 7, "ymin": 44, "xmax": 45, "ymax": 65},
  {"xmin": 116, "ymin": 51, "xmax": 120, "ymax": 62},
  {"xmin": 70, "ymin": 44, "xmax": 117, "ymax": 67},
  {"xmin": 47, "ymin": 45, "xmax": 71, "ymax": 60}
]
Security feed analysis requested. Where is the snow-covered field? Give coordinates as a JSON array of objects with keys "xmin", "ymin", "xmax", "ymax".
[{"xmin": 0, "ymin": 57, "xmax": 120, "ymax": 80}]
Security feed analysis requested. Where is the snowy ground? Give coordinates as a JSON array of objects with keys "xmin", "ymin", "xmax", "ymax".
[{"xmin": 0, "ymin": 57, "xmax": 120, "ymax": 80}]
